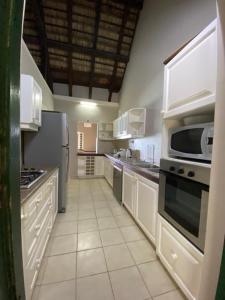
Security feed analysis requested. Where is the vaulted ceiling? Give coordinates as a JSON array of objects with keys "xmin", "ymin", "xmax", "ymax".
[{"xmin": 23, "ymin": 0, "xmax": 143, "ymax": 101}]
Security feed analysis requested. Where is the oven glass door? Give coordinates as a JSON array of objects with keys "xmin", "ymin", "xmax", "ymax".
[{"xmin": 159, "ymin": 171, "xmax": 209, "ymax": 251}]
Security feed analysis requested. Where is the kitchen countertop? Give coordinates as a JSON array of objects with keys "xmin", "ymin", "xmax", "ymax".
[
  {"xmin": 20, "ymin": 167, "xmax": 59, "ymax": 205},
  {"xmin": 105, "ymin": 154, "xmax": 159, "ymax": 184}
]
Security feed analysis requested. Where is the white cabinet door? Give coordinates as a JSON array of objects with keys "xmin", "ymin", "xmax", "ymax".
[
  {"xmin": 20, "ymin": 74, "xmax": 42, "ymax": 131},
  {"xmin": 164, "ymin": 20, "xmax": 217, "ymax": 114},
  {"xmin": 122, "ymin": 170, "xmax": 137, "ymax": 216},
  {"xmin": 157, "ymin": 215, "xmax": 203, "ymax": 300},
  {"xmin": 136, "ymin": 178, "xmax": 158, "ymax": 244},
  {"xmin": 95, "ymin": 157, "xmax": 104, "ymax": 176}
]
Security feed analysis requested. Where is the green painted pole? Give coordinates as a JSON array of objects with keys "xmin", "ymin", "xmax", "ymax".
[{"xmin": 0, "ymin": 1, "xmax": 25, "ymax": 299}]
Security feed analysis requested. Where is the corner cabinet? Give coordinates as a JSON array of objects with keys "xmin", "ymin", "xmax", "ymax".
[
  {"xmin": 163, "ymin": 19, "xmax": 217, "ymax": 119},
  {"xmin": 113, "ymin": 108, "xmax": 146, "ymax": 139},
  {"xmin": 157, "ymin": 215, "xmax": 204, "ymax": 300},
  {"xmin": 21, "ymin": 170, "xmax": 58, "ymax": 300},
  {"xmin": 20, "ymin": 74, "xmax": 42, "ymax": 131},
  {"xmin": 122, "ymin": 168, "xmax": 158, "ymax": 245}
]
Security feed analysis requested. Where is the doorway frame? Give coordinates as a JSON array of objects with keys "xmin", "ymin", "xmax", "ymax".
[{"xmin": 0, "ymin": 1, "xmax": 25, "ymax": 299}]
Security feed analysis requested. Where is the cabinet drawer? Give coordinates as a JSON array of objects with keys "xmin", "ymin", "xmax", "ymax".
[
  {"xmin": 21, "ymin": 190, "xmax": 42, "ymax": 228},
  {"xmin": 157, "ymin": 215, "xmax": 203, "ymax": 300},
  {"xmin": 22, "ymin": 194, "xmax": 51, "ymax": 266},
  {"xmin": 24, "ymin": 212, "xmax": 51, "ymax": 300}
]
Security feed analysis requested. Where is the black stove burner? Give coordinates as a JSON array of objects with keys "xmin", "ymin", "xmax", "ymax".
[{"xmin": 20, "ymin": 169, "xmax": 46, "ymax": 189}]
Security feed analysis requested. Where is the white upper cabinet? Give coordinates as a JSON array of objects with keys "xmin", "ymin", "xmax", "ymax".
[
  {"xmin": 98, "ymin": 122, "xmax": 113, "ymax": 140},
  {"xmin": 113, "ymin": 108, "xmax": 146, "ymax": 139},
  {"xmin": 163, "ymin": 19, "xmax": 217, "ymax": 118},
  {"xmin": 20, "ymin": 74, "xmax": 42, "ymax": 131}
]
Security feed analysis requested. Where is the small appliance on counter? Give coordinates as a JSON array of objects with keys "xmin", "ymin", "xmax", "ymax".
[
  {"xmin": 113, "ymin": 149, "xmax": 126, "ymax": 159},
  {"xmin": 168, "ymin": 122, "xmax": 214, "ymax": 162},
  {"xmin": 20, "ymin": 168, "xmax": 46, "ymax": 189},
  {"xmin": 158, "ymin": 158, "xmax": 210, "ymax": 252}
]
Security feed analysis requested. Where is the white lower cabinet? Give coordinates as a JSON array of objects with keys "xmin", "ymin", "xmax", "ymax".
[
  {"xmin": 156, "ymin": 215, "xmax": 203, "ymax": 300},
  {"xmin": 95, "ymin": 156, "xmax": 104, "ymax": 176},
  {"xmin": 104, "ymin": 157, "xmax": 114, "ymax": 187},
  {"xmin": 77, "ymin": 156, "xmax": 104, "ymax": 177},
  {"xmin": 122, "ymin": 169, "xmax": 137, "ymax": 216},
  {"xmin": 21, "ymin": 169, "xmax": 58, "ymax": 300},
  {"xmin": 122, "ymin": 168, "xmax": 158, "ymax": 245},
  {"xmin": 136, "ymin": 175, "xmax": 158, "ymax": 244}
]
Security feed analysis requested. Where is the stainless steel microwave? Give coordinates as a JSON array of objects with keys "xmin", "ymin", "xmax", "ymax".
[{"xmin": 169, "ymin": 122, "xmax": 214, "ymax": 161}]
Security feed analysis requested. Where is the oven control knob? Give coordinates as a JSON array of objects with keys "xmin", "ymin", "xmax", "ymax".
[
  {"xmin": 169, "ymin": 166, "xmax": 175, "ymax": 172},
  {"xmin": 187, "ymin": 171, "xmax": 195, "ymax": 177},
  {"xmin": 178, "ymin": 168, "xmax": 184, "ymax": 174}
]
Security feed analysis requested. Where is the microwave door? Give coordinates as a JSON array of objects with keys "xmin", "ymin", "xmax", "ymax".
[{"xmin": 169, "ymin": 128, "xmax": 205, "ymax": 160}]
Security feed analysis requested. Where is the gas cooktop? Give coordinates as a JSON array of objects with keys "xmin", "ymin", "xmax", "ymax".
[{"xmin": 20, "ymin": 169, "xmax": 47, "ymax": 189}]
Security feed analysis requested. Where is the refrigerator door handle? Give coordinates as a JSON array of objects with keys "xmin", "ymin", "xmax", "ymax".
[{"xmin": 66, "ymin": 147, "xmax": 70, "ymax": 181}]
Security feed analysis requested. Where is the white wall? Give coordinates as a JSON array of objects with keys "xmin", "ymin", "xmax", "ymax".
[
  {"xmin": 119, "ymin": 0, "xmax": 216, "ymax": 164},
  {"xmin": 53, "ymin": 83, "xmax": 119, "ymax": 102},
  {"xmin": 54, "ymin": 97, "xmax": 118, "ymax": 178},
  {"xmin": 20, "ymin": 40, "xmax": 54, "ymax": 110}
]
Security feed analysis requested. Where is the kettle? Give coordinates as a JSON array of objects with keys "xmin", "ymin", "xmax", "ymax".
[{"xmin": 126, "ymin": 148, "xmax": 132, "ymax": 159}]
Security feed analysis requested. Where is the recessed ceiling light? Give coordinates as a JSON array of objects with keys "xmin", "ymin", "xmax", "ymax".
[{"xmin": 80, "ymin": 101, "xmax": 97, "ymax": 107}]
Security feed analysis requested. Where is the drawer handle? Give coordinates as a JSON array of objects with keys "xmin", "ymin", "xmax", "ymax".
[
  {"xmin": 21, "ymin": 213, "xmax": 27, "ymax": 220},
  {"xmin": 35, "ymin": 224, "xmax": 41, "ymax": 231}
]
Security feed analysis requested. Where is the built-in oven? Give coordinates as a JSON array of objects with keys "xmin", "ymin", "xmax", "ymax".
[
  {"xmin": 113, "ymin": 162, "xmax": 123, "ymax": 203},
  {"xmin": 158, "ymin": 159, "xmax": 210, "ymax": 253}
]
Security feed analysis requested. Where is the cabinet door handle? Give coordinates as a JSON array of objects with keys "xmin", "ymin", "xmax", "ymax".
[
  {"xmin": 171, "ymin": 251, "xmax": 178, "ymax": 261},
  {"xmin": 35, "ymin": 224, "xmax": 41, "ymax": 231},
  {"xmin": 36, "ymin": 199, "xmax": 41, "ymax": 205},
  {"xmin": 36, "ymin": 258, "xmax": 41, "ymax": 269},
  {"xmin": 21, "ymin": 213, "xmax": 27, "ymax": 220}
]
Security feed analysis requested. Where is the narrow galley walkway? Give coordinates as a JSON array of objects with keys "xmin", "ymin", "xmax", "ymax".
[{"xmin": 32, "ymin": 178, "xmax": 185, "ymax": 300}]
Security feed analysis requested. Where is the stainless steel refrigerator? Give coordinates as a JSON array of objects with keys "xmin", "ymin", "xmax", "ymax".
[{"xmin": 24, "ymin": 111, "xmax": 69, "ymax": 212}]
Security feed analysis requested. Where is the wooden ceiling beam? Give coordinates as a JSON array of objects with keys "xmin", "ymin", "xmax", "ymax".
[
  {"xmin": 89, "ymin": 0, "xmax": 101, "ymax": 99},
  {"xmin": 67, "ymin": 0, "xmax": 73, "ymax": 96},
  {"xmin": 108, "ymin": 5, "xmax": 130, "ymax": 101},
  {"xmin": 31, "ymin": 0, "xmax": 53, "ymax": 91}
]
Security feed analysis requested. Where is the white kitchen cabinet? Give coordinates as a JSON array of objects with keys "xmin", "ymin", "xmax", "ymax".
[
  {"xmin": 21, "ymin": 169, "xmax": 58, "ymax": 300},
  {"xmin": 20, "ymin": 74, "xmax": 42, "ymax": 131},
  {"xmin": 163, "ymin": 20, "xmax": 217, "ymax": 118},
  {"xmin": 122, "ymin": 169, "xmax": 137, "ymax": 216},
  {"xmin": 113, "ymin": 108, "xmax": 146, "ymax": 139},
  {"xmin": 104, "ymin": 157, "xmax": 114, "ymax": 187},
  {"xmin": 95, "ymin": 156, "xmax": 104, "ymax": 176},
  {"xmin": 136, "ymin": 175, "xmax": 158, "ymax": 244},
  {"xmin": 98, "ymin": 122, "xmax": 114, "ymax": 140},
  {"xmin": 157, "ymin": 215, "xmax": 204, "ymax": 300},
  {"xmin": 77, "ymin": 156, "xmax": 105, "ymax": 177}
]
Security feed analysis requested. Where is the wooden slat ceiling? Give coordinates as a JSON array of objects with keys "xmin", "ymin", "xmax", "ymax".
[{"xmin": 23, "ymin": 0, "xmax": 143, "ymax": 101}]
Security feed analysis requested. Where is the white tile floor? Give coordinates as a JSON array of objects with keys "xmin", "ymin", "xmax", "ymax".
[{"xmin": 32, "ymin": 178, "xmax": 186, "ymax": 300}]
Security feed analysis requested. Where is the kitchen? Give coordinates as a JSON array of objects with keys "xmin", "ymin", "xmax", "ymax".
[{"xmin": 1, "ymin": 0, "xmax": 225, "ymax": 300}]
